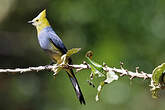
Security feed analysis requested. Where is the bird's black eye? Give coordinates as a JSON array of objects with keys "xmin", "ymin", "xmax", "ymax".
[{"xmin": 36, "ymin": 19, "xmax": 39, "ymax": 22}]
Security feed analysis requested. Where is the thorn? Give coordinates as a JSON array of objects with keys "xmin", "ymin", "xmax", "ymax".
[
  {"xmin": 53, "ymin": 72, "xmax": 58, "ymax": 77},
  {"xmin": 140, "ymin": 71, "xmax": 144, "ymax": 74},
  {"xmin": 83, "ymin": 61, "xmax": 87, "ymax": 64},
  {"xmin": 120, "ymin": 62, "xmax": 124, "ymax": 69},
  {"xmin": 120, "ymin": 74, "xmax": 125, "ymax": 76},
  {"xmin": 75, "ymin": 68, "xmax": 83, "ymax": 73},
  {"xmin": 130, "ymin": 76, "xmax": 135, "ymax": 80},
  {"xmin": 136, "ymin": 67, "xmax": 139, "ymax": 73},
  {"xmin": 149, "ymin": 84, "xmax": 152, "ymax": 87},
  {"xmin": 103, "ymin": 62, "xmax": 107, "ymax": 67},
  {"xmin": 36, "ymin": 68, "xmax": 39, "ymax": 72},
  {"xmin": 75, "ymin": 69, "xmax": 79, "ymax": 73},
  {"xmin": 120, "ymin": 62, "xmax": 128, "ymax": 76}
]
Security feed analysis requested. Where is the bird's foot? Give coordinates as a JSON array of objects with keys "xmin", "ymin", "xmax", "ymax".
[{"xmin": 52, "ymin": 64, "xmax": 62, "ymax": 78}]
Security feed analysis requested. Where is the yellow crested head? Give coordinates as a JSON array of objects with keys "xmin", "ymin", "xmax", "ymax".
[
  {"xmin": 39, "ymin": 9, "xmax": 46, "ymax": 18},
  {"xmin": 28, "ymin": 9, "xmax": 50, "ymax": 33}
]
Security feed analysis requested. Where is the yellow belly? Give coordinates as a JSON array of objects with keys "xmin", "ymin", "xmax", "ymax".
[
  {"xmin": 46, "ymin": 50, "xmax": 62, "ymax": 64},
  {"xmin": 51, "ymin": 54, "xmax": 62, "ymax": 64}
]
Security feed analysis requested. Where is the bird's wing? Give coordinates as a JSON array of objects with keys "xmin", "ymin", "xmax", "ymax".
[{"xmin": 48, "ymin": 30, "xmax": 67, "ymax": 54}]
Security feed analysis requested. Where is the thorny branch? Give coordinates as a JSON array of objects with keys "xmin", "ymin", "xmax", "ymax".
[
  {"xmin": 0, "ymin": 63, "xmax": 152, "ymax": 79},
  {"xmin": 0, "ymin": 49, "xmax": 162, "ymax": 100}
]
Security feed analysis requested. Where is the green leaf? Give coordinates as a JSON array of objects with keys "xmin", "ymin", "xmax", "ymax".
[
  {"xmin": 85, "ymin": 50, "xmax": 103, "ymax": 73},
  {"xmin": 86, "ymin": 57, "xmax": 103, "ymax": 72},
  {"xmin": 96, "ymin": 82, "xmax": 105, "ymax": 101},
  {"xmin": 61, "ymin": 48, "xmax": 81, "ymax": 65},
  {"xmin": 90, "ymin": 64, "xmax": 104, "ymax": 78},
  {"xmin": 66, "ymin": 48, "xmax": 81, "ymax": 57},
  {"xmin": 96, "ymin": 70, "xmax": 119, "ymax": 101},
  {"xmin": 104, "ymin": 70, "xmax": 119, "ymax": 84},
  {"xmin": 85, "ymin": 51, "xmax": 105, "ymax": 79},
  {"xmin": 85, "ymin": 51, "xmax": 119, "ymax": 101},
  {"xmin": 150, "ymin": 63, "xmax": 165, "ymax": 98}
]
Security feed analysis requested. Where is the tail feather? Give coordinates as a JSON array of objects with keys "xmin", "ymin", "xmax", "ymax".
[{"xmin": 67, "ymin": 69, "xmax": 86, "ymax": 105}]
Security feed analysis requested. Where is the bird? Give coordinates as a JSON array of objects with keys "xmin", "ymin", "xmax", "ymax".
[{"xmin": 28, "ymin": 9, "xmax": 86, "ymax": 104}]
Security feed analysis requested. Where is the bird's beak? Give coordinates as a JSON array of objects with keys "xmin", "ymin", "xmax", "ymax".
[{"xmin": 27, "ymin": 20, "xmax": 33, "ymax": 24}]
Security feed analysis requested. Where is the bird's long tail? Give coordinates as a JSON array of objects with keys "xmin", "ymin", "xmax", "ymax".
[{"xmin": 66, "ymin": 69, "xmax": 86, "ymax": 105}]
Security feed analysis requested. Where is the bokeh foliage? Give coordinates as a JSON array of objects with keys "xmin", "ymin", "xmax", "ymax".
[{"xmin": 0, "ymin": 0, "xmax": 165, "ymax": 110}]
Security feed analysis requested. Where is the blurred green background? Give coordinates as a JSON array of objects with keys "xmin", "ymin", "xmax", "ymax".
[{"xmin": 0, "ymin": 0, "xmax": 165, "ymax": 110}]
